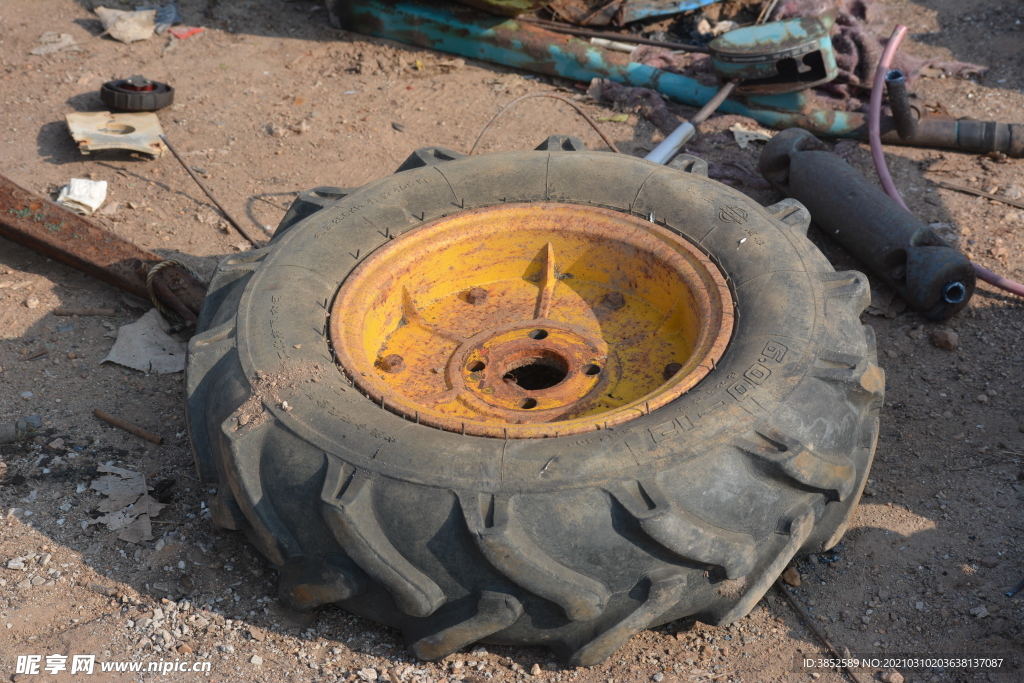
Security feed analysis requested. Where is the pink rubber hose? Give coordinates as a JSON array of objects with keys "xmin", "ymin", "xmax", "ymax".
[{"xmin": 869, "ymin": 25, "xmax": 1024, "ymax": 298}]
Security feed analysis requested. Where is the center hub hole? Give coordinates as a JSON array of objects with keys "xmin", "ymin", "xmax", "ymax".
[{"xmin": 502, "ymin": 354, "xmax": 568, "ymax": 391}]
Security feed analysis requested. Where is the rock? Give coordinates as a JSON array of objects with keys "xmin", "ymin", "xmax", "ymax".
[
  {"xmin": 530, "ymin": 663, "xmax": 542, "ymax": 676},
  {"xmin": 6, "ymin": 558, "xmax": 26, "ymax": 570},
  {"xmin": 861, "ymin": 615, "xmax": 871, "ymax": 624},
  {"xmin": 970, "ymin": 605, "xmax": 990, "ymax": 618},
  {"xmin": 781, "ymin": 566, "xmax": 801, "ymax": 587},
  {"xmin": 929, "ymin": 329, "xmax": 959, "ymax": 350},
  {"xmin": 880, "ymin": 670, "xmax": 904, "ymax": 683},
  {"xmin": 250, "ymin": 655, "xmax": 263, "ymax": 666},
  {"xmin": 976, "ymin": 394, "xmax": 989, "ymax": 403},
  {"xmin": 247, "ymin": 627, "xmax": 265, "ymax": 641},
  {"xmin": 24, "ymin": 297, "xmax": 39, "ymax": 309},
  {"xmin": 30, "ymin": 576, "xmax": 45, "ymax": 586},
  {"xmin": 980, "ymin": 556, "xmax": 1000, "ymax": 568},
  {"xmin": 652, "ymin": 674, "xmax": 664, "ymax": 682},
  {"xmin": 357, "ymin": 669, "xmax": 378, "ymax": 681},
  {"xmin": 16, "ymin": 580, "xmax": 31, "ymax": 589},
  {"xmin": 177, "ymin": 644, "xmax": 193, "ymax": 654},
  {"xmin": 19, "ymin": 392, "xmax": 33, "ymax": 399},
  {"xmin": 219, "ymin": 644, "xmax": 235, "ymax": 654}
]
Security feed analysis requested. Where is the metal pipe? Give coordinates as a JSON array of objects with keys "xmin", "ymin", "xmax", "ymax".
[
  {"xmin": 759, "ymin": 128, "xmax": 975, "ymax": 321},
  {"xmin": 644, "ymin": 81, "xmax": 737, "ymax": 165},
  {"xmin": 885, "ymin": 69, "xmax": 917, "ymax": 141}
]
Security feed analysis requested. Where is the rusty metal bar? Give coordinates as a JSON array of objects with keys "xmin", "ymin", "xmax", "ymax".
[{"xmin": 0, "ymin": 174, "xmax": 206, "ymax": 316}]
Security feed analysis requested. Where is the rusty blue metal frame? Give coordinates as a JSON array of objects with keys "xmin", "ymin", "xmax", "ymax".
[
  {"xmin": 332, "ymin": 1, "xmax": 1024, "ymax": 157},
  {"xmin": 621, "ymin": 0, "xmax": 721, "ymax": 24},
  {"xmin": 331, "ymin": 0, "xmax": 869, "ymax": 138}
]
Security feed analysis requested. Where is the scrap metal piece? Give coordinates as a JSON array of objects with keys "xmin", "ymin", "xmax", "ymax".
[
  {"xmin": 65, "ymin": 111, "xmax": 167, "ymax": 157},
  {"xmin": 334, "ymin": 0, "xmax": 1024, "ymax": 157},
  {"xmin": 0, "ymin": 174, "xmax": 205, "ymax": 316},
  {"xmin": 759, "ymin": 128, "xmax": 975, "ymax": 321},
  {"xmin": 708, "ymin": 16, "xmax": 838, "ymax": 94}
]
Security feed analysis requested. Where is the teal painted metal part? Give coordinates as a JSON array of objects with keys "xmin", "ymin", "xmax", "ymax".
[
  {"xmin": 708, "ymin": 16, "xmax": 838, "ymax": 94},
  {"xmin": 621, "ymin": 0, "xmax": 721, "ymax": 24},
  {"xmin": 333, "ymin": 0, "xmax": 868, "ymax": 137}
]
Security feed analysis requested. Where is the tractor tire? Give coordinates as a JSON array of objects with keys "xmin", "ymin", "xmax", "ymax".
[{"xmin": 185, "ymin": 136, "xmax": 883, "ymax": 665}]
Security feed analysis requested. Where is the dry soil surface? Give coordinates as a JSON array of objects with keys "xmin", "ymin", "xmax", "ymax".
[{"xmin": 1, "ymin": 1, "xmax": 1023, "ymax": 683}]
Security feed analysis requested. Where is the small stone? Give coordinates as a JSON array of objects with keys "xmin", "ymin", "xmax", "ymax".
[
  {"xmin": 357, "ymin": 668, "xmax": 378, "ymax": 681},
  {"xmin": 980, "ymin": 556, "xmax": 1000, "ymax": 568},
  {"xmin": 880, "ymin": 670, "xmax": 904, "ymax": 683},
  {"xmin": 31, "ymin": 576, "xmax": 46, "ymax": 586},
  {"xmin": 391, "ymin": 122, "xmax": 406, "ymax": 132},
  {"xmin": 530, "ymin": 663, "xmax": 542, "ymax": 676},
  {"xmin": 652, "ymin": 674, "xmax": 664, "ymax": 682},
  {"xmin": 976, "ymin": 394, "xmax": 989, "ymax": 403},
  {"xmin": 6, "ymin": 559, "xmax": 25, "ymax": 570},
  {"xmin": 247, "ymin": 627, "xmax": 265, "ymax": 641},
  {"xmin": 136, "ymin": 617, "xmax": 152, "ymax": 629},
  {"xmin": 782, "ymin": 566, "xmax": 801, "ymax": 587},
  {"xmin": 861, "ymin": 615, "xmax": 871, "ymax": 624},
  {"xmin": 915, "ymin": 601, "xmax": 925, "ymax": 611},
  {"xmin": 24, "ymin": 297, "xmax": 39, "ymax": 309},
  {"xmin": 178, "ymin": 644, "xmax": 193, "ymax": 654},
  {"xmin": 929, "ymin": 329, "xmax": 959, "ymax": 351},
  {"xmin": 237, "ymin": 414, "xmax": 250, "ymax": 426},
  {"xmin": 250, "ymin": 655, "xmax": 263, "ymax": 666},
  {"xmin": 970, "ymin": 605, "xmax": 990, "ymax": 618},
  {"xmin": 986, "ymin": 389, "xmax": 997, "ymax": 397},
  {"xmin": 281, "ymin": 401, "xmax": 292, "ymax": 412},
  {"xmin": 20, "ymin": 392, "xmax": 33, "ymax": 399},
  {"xmin": 17, "ymin": 580, "xmax": 31, "ymax": 589},
  {"xmin": 219, "ymin": 644, "xmax": 235, "ymax": 654}
]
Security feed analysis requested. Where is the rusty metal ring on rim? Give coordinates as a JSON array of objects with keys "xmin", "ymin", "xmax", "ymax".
[{"xmin": 329, "ymin": 203, "xmax": 733, "ymax": 438}]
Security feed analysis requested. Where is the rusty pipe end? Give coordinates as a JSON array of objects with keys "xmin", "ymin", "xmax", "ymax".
[{"xmin": 885, "ymin": 69, "xmax": 918, "ymax": 141}]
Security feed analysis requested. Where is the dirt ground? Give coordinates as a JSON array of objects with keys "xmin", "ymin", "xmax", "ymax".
[{"xmin": 1, "ymin": 1, "xmax": 1023, "ymax": 682}]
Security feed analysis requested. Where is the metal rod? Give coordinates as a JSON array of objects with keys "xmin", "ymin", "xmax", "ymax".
[
  {"xmin": 94, "ymin": 408, "xmax": 164, "ymax": 444},
  {"xmin": 644, "ymin": 81, "xmax": 737, "ymax": 165},
  {"xmin": 517, "ymin": 16, "xmax": 710, "ymax": 54},
  {"xmin": 159, "ymin": 134, "xmax": 262, "ymax": 247},
  {"xmin": 931, "ymin": 179, "xmax": 1024, "ymax": 211}
]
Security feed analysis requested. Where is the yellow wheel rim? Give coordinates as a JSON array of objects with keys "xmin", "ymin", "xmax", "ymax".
[{"xmin": 329, "ymin": 203, "xmax": 733, "ymax": 438}]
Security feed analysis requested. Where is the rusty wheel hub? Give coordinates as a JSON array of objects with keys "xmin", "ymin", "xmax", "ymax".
[{"xmin": 329, "ymin": 203, "xmax": 733, "ymax": 438}]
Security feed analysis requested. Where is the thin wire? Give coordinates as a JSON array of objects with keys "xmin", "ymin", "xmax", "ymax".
[{"xmin": 469, "ymin": 93, "xmax": 621, "ymax": 155}]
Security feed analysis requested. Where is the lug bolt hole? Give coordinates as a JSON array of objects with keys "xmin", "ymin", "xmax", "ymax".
[
  {"xmin": 467, "ymin": 361, "xmax": 486, "ymax": 372},
  {"xmin": 519, "ymin": 398, "xmax": 538, "ymax": 409},
  {"xmin": 583, "ymin": 364, "xmax": 601, "ymax": 376},
  {"xmin": 527, "ymin": 329, "xmax": 548, "ymax": 340}
]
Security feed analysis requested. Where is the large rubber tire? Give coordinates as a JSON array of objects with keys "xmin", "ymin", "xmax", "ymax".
[{"xmin": 185, "ymin": 136, "xmax": 883, "ymax": 665}]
